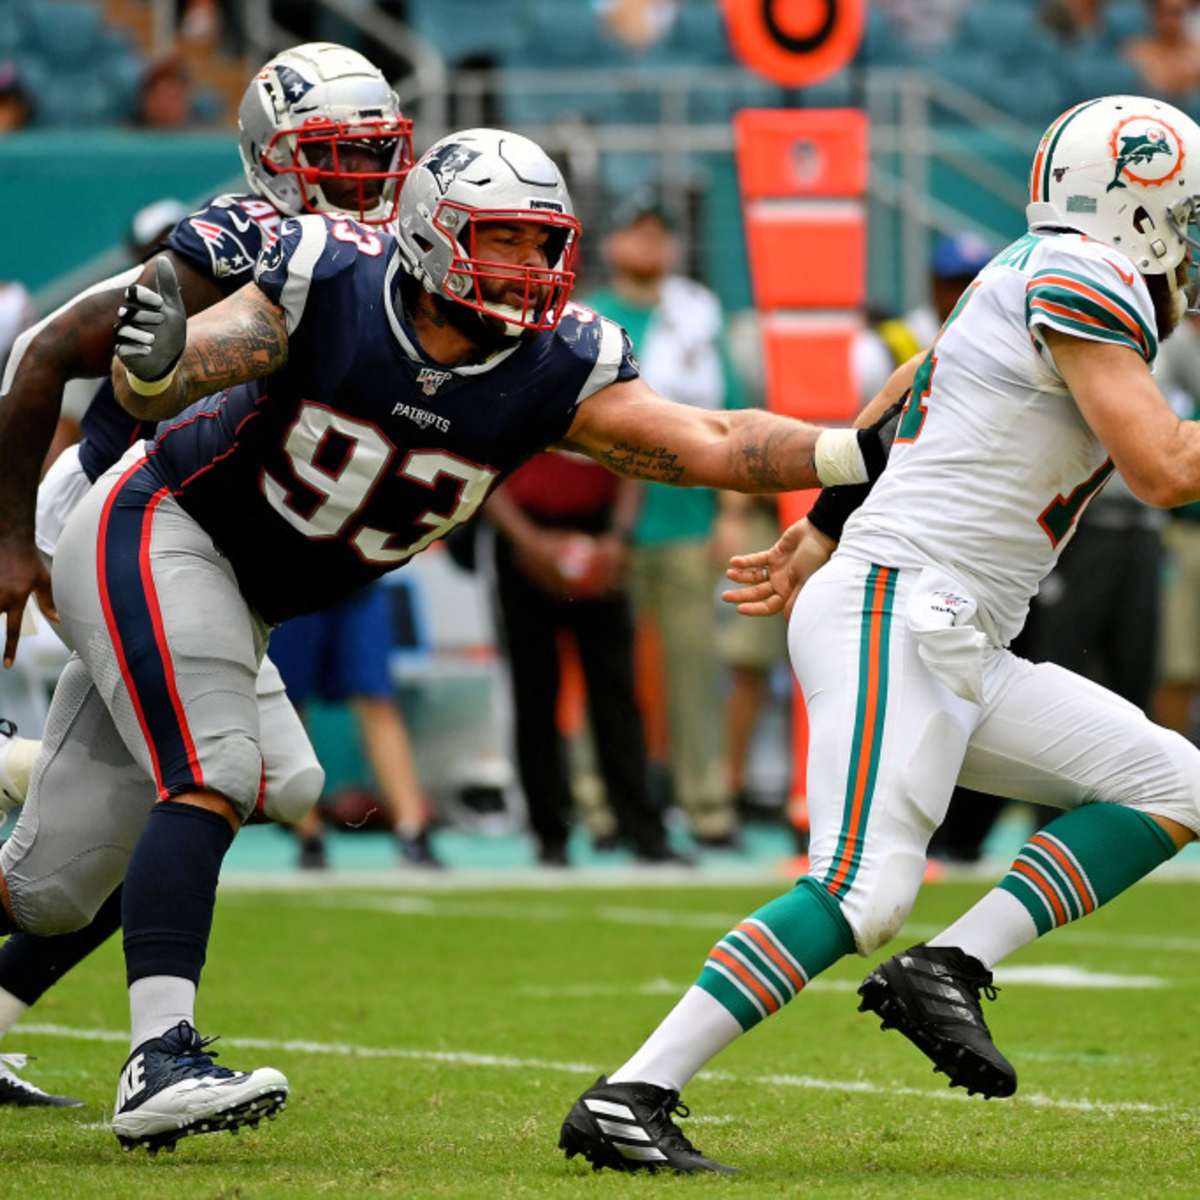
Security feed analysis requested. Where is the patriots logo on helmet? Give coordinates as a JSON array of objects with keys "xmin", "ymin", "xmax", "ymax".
[
  {"xmin": 274, "ymin": 64, "xmax": 315, "ymax": 105},
  {"xmin": 189, "ymin": 218, "xmax": 255, "ymax": 279},
  {"xmin": 425, "ymin": 143, "xmax": 482, "ymax": 194}
]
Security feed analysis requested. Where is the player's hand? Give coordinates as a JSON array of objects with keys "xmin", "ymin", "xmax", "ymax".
[
  {"xmin": 113, "ymin": 256, "xmax": 186, "ymax": 383},
  {"xmin": 0, "ymin": 537, "xmax": 56, "ymax": 668},
  {"xmin": 722, "ymin": 518, "xmax": 836, "ymax": 619}
]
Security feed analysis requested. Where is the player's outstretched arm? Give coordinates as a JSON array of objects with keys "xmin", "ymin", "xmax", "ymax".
[
  {"xmin": 0, "ymin": 253, "xmax": 224, "ymax": 666},
  {"xmin": 562, "ymin": 376, "xmax": 895, "ymax": 492},
  {"xmin": 113, "ymin": 262, "xmax": 289, "ymax": 422},
  {"xmin": 1046, "ymin": 328, "xmax": 1200, "ymax": 507}
]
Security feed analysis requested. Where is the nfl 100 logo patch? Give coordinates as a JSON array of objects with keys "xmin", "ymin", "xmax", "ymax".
[{"xmin": 415, "ymin": 367, "xmax": 452, "ymax": 396}]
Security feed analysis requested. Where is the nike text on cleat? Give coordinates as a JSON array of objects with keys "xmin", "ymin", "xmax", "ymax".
[
  {"xmin": 558, "ymin": 1076, "xmax": 738, "ymax": 1175},
  {"xmin": 111, "ymin": 1020, "xmax": 288, "ymax": 1152},
  {"xmin": 0, "ymin": 1052, "xmax": 83, "ymax": 1107},
  {"xmin": 857, "ymin": 942, "xmax": 1017, "ymax": 1099}
]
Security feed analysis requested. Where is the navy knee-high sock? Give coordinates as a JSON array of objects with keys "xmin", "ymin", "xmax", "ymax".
[
  {"xmin": 0, "ymin": 885, "xmax": 123, "ymax": 1004},
  {"xmin": 122, "ymin": 801, "xmax": 234, "ymax": 987}
]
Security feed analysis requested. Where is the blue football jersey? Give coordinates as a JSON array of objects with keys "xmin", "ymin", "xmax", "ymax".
[
  {"xmin": 78, "ymin": 194, "xmax": 284, "ymax": 483},
  {"xmin": 139, "ymin": 214, "xmax": 637, "ymax": 624}
]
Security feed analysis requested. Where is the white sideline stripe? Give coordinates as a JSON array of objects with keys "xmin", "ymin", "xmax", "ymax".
[
  {"xmin": 16, "ymin": 1023, "xmax": 1183, "ymax": 1118},
  {"xmin": 597, "ymin": 1118, "xmax": 649, "ymax": 1141},
  {"xmin": 259, "ymin": 892, "xmax": 1200, "ymax": 958},
  {"xmin": 584, "ymin": 1098, "xmax": 636, "ymax": 1120},
  {"xmin": 517, "ymin": 965, "xmax": 1165, "ymax": 1000}
]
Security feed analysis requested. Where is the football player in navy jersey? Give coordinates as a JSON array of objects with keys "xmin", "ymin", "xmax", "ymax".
[
  {"xmin": 0, "ymin": 42, "xmax": 413, "ymax": 1113},
  {"xmin": 0, "ymin": 126, "xmax": 904, "ymax": 1150}
]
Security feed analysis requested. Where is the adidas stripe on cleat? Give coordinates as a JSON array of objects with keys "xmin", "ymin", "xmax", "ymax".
[
  {"xmin": 111, "ymin": 1021, "xmax": 288, "ymax": 1153},
  {"xmin": 558, "ymin": 1076, "xmax": 738, "ymax": 1175},
  {"xmin": 0, "ymin": 1052, "xmax": 83, "ymax": 1108},
  {"xmin": 857, "ymin": 943, "xmax": 1017, "ymax": 1099}
]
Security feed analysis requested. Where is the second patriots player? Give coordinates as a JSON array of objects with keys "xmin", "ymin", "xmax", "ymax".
[
  {"xmin": 0, "ymin": 41, "xmax": 411, "ymax": 1108},
  {"xmin": 0, "ymin": 127, "xmax": 898, "ymax": 1151}
]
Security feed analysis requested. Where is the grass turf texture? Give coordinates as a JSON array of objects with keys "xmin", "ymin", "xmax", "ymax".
[{"xmin": 3, "ymin": 879, "xmax": 1200, "ymax": 1197}]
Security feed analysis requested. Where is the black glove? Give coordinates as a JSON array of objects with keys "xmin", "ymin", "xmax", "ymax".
[
  {"xmin": 807, "ymin": 483, "xmax": 870, "ymax": 542},
  {"xmin": 113, "ymin": 256, "xmax": 186, "ymax": 383},
  {"xmin": 854, "ymin": 394, "xmax": 906, "ymax": 483}
]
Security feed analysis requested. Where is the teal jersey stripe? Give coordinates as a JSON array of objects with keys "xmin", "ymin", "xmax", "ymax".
[
  {"xmin": 825, "ymin": 565, "xmax": 898, "ymax": 899},
  {"xmin": 1028, "ymin": 268, "xmax": 1156, "ymax": 359},
  {"xmin": 1026, "ymin": 300, "xmax": 1143, "ymax": 356}
]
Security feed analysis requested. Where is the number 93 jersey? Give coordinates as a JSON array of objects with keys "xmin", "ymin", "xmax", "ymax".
[
  {"xmin": 140, "ymin": 214, "xmax": 637, "ymax": 625},
  {"xmin": 837, "ymin": 230, "xmax": 1158, "ymax": 646}
]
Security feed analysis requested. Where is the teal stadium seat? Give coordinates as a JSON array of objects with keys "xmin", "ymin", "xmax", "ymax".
[{"xmin": 408, "ymin": 0, "xmax": 529, "ymax": 63}]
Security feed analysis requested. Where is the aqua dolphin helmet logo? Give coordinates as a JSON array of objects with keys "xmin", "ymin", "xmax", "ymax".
[{"xmin": 1106, "ymin": 115, "xmax": 1185, "ymax": 193}]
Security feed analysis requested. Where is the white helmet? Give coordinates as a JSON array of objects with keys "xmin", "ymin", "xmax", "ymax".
[
  {"xmin": 395, "ymin": 128, "xmax": 581, "ymax": 336},
  {"xmin": 238, "ymin": 42, "xmax": 414, "ymax": 226},
  {"xmin": 1027, "ymin": 95, "xmax": 1200, "ymax": 312}
]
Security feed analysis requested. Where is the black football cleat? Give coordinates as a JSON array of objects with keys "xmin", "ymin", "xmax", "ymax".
[
  {"xmin": 559, "ymin": 1076, "xmax": 738, "ymax": 1175},
  {"xmin": 396, "ymin": 828, "xmax": 445, "ymax": 869},
  {"xmin": 858, "ymin": 943, "xmax": 1017, "ymax": 1098},
  {"xmin": 111, "ymin": 1021, "xmax": 288, "ymax": 1153},
  {"xmin": 0, "ymin": 1053, "xmax": 83, "ymax": 1107}
]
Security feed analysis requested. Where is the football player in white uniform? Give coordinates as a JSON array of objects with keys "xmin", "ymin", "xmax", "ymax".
[{"xmin": 560, "ymin": 95, "xmax": 1200, "ymax": 1174}]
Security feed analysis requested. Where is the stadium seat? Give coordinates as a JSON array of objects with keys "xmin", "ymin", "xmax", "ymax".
[
  {"xmin": 858, "ymin": 6, "xmax": 917, "ymax": 68},
  {"xmin": 407, "ymin": 0, "xmax": 530, "ymax": 64},
  {"xmin": 1061, "ymin": 50, "xmax": 1143, "ymax": 106},
  {"xmin": 1102, "ymin": 3, "xmax": 1149, "ymax": 47},
  {"xmin": 959, "ymin": 3, "xmax": 1039, "ymax": 62},
  {"xmin": 23, "ymin": 0, "xmax": 101, "ymax": 63}
]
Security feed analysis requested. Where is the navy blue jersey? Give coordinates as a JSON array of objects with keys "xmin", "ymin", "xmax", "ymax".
[
  {"xmin": 78, "ymin": 194, "xmax": 284, "ymax": 482},
  {"xmin": 140, "ymin": 214, "xmax": 637, "ymax": 625}
]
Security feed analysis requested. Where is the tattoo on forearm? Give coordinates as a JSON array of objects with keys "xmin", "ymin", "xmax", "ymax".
[
  {"xmin": 728, "ymin": 413, "xmax": 818, "ymax": 492},
  {"xmin": 595, "ymin": 441, "xmax": 686, "ymax": 483},
  {"xmin": 182, "ymin": 297, "xmax": 288, "ymax": 402}
]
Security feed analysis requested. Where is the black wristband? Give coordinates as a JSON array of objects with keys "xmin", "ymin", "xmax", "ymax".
[
  {"xmin": 807, "ymin": 483, "xmax": 871, "ymax": 542},
  {"xmin": 855, "ymin": 395, "xmax": 907, "ymax": 482}
]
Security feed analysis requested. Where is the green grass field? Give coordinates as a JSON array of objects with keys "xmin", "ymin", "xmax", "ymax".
[{"xmin": 3, "ymin": 875, "xmax": 1200, "ymax": 1198}]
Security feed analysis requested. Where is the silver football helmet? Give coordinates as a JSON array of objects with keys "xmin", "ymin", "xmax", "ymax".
[
  {"xmin": 395, "ymin": 128, "xmax": 581, "ymax": 335},
  {"xmin": 238, "ymin": 42, "xmax": 414, "ymax": 226}
]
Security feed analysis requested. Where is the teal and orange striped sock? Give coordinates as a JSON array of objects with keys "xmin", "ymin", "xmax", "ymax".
[
  {"xmin": 696, "ymin": 877, "xmax": 856, "ymax": 1031},
  {"xmin": 608, "ymin": 878, "xmax": 856, "ymax": 1092},
  {"xmin": 930, "ymin": 804, "xmax": 1178, "ymax": 968}
]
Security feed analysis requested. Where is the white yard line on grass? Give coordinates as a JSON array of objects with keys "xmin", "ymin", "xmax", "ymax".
[
  {"xmin": 17, "ymin": 1022, "xmax": 1185, "ymax": 1119},
  {"xmin": 275, "ymin": 893, "xmax": 1200, "ymax": 957}
]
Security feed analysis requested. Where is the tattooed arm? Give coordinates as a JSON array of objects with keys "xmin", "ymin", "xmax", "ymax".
[
  {"xmin": 112, "ymin": 280, "xmax": 289, "ymax": 422},
  {"xmin": 562, "ymin": 376, "xmax": 835, "ymax": 492}
]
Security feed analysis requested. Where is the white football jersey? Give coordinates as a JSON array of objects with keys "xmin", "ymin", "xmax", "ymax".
[{"xmin": 837, "ymin": 230, "xmax": 1158, "ymax": 646}]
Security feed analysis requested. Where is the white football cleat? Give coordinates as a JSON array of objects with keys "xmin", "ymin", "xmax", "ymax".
[
  {"xmin": 0, "ymin": 719, "xmax": 37, "ymax": 813},
  {"xmin": 111, "ymin": 1021, "xmax": 288, "ymax": 1153}
]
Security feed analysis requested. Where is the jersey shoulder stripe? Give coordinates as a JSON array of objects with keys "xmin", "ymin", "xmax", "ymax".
[{"xmin": 1026, "ymin": 266, "xmax": 1156, "ymax": 362}]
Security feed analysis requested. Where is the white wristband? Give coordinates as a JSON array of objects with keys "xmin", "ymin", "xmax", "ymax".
[
  {"xmin": 123, "ymin": 359, "xmax": 179, "ymax": 398},
  {"xmin": 814, "ymin": 428, "xmax": 868, "ymax": 486}
]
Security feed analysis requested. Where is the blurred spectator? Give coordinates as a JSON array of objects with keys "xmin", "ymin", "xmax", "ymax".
[
  {"xmin": 874, "ymin": 0, "xmax": 970, "ymax": 51},
  {"xmin": 588, "ymin": 195, "xmax": 742, "ymax": 847},
  {"xmin": 1153, "ymin": 312, "xmax": 1200, "ymax": 737},
  {"xmin": 485, "ymin": 454, "xmax": 682, "ymax": 866},
  {"xmin": 269, "ymin": 584, "xmax": 444, "ymax": 869},
  {"xmin": 137, "ymin": 55, "xmax": 193, "ymax": 129},
  {"xmin": 596, "ymin": 0, "xmax": 679, "ymax": 50},
  {"xmin": 1124, "ymin": 0, "xmax": 1200, "ymax": 98},
  {"xmin": 854, "ymin": 231, "xmax": 995, "ymax": 406},
  {"xmin": 0, "ymin": 62, "xmax": 30, "ymax": 132},
  {"xmin": 1040, "ymin": 0, "xmax": 1104, "ymax": 42}
]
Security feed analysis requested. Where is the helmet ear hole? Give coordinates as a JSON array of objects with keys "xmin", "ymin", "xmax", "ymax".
[{"xmin": 412, "ymin": 233, "xmax": 434, "ymax": 253}]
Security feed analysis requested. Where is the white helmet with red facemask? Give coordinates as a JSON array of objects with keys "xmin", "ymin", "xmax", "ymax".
[
  {"xmin": 395, "ymin": 128, "xmax": 581, "ymax": 337},
  {"xmin": 238, "ymin": 42, "xmax": 414, "ymax": 226}
]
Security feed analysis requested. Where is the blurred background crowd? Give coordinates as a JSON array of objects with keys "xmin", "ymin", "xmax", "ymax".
[{"xmin": 3, "ymin": 0, "xmax": 1200, "ymax": 873}]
